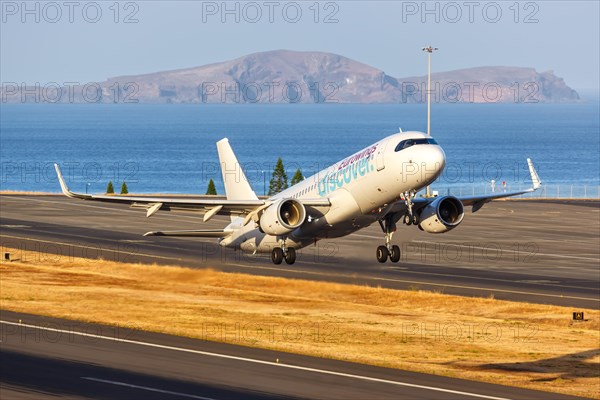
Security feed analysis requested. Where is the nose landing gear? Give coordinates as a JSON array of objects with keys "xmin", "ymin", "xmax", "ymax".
[{"xmin": 401, "ymin": 190, "xmax": 420, "ymax": 226}]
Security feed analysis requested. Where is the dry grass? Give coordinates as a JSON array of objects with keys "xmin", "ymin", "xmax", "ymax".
[{"xmin": 1, "ymin": 247, "xmax": 598, "ymax": 398}]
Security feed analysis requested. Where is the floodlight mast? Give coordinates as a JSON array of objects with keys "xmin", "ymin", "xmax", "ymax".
[
  {"xmin": 422, "ymin": 45, "xmax": 438, "ymax": 136},
  {"xmin": 422, "ymin": 46, "xmax": 438, "ymax": 198}
]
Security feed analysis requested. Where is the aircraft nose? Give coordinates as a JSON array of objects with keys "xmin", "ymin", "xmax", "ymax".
[{"xmin": 423, "ymin": 145, "xmax": 446, "ymax": 182}]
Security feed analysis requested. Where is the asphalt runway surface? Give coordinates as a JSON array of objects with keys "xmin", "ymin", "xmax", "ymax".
[
  {"xmin": 1, "ymin": 195, "xmax": 598, "ymax": 308},
  {"xmin": 0, "ymin": 310, "xmax": 590, "ymax": 400}
]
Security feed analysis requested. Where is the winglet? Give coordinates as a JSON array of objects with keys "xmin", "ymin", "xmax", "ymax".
[
  {"xmin": 526, "ymin": 158, "xmax": 542, "ymax": 190},
  {"xmin": 54, "ymin": 163, "xmax": 91, "ymax": 199}
]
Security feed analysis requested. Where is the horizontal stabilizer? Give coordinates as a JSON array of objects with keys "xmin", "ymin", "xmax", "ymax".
[{"xmin": 143, "ymin": 229, "xmax": 232, "ymax": 238}]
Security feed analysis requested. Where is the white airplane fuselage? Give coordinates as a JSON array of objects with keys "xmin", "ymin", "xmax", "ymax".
[
  {"xmin": 220, "ymin": 131, "xmax": 445, "ymax": 253},
  {"xmin": 54, "ymin": 128, "xmax": 540, "ymax": 265}
]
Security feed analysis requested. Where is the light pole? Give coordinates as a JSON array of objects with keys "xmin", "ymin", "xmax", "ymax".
[
  {"xmin": 422, "ymin": 45, "xmax": 438, "ymax": 198},
  {"xmin": 86, "ymin": 183, "xmax": 90, "ymax": 194},
  {"xmin": 261, "ymin": 170, "xmax": 267, "ymax": 196},
  {"xmin": 422, "ymin": 46, "xmax": 438, "ymax": 137}
]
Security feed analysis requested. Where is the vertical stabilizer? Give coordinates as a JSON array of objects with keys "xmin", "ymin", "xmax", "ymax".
[{"xmin": 216, "ymin": 138, "xmax": 259, "ymax": 201}]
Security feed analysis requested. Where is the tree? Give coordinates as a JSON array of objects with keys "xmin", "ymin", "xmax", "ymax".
[
  {"xmin": 268, "ymin": 158, "xmax": 288, "ymax": 195},
  {"xmin": 120, "ymin": 181, "xmax": 129, "ymax": 194},
  {"xmin": 291, "ymin": 169, "xmax": 304, "ymax": 186},
  {"xmin": 206, "ymin": 178, "xmax": 217, "ymax": 195},
  {"xmin": 106, "ymin": 181, "xmax": 114, "ymax": 194}
]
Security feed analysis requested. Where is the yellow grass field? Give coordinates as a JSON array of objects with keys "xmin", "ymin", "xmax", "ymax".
[{"xmin": 1, "ymin": 247, "xmax": 598, "ymax": 398}]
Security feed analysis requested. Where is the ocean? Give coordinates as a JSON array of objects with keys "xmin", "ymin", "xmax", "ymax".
[{"xmin": 1, "ymin": 103, "xmax": 598, "ymax": 197}]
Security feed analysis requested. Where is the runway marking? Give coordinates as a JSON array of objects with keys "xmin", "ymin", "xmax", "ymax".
[
  {"xmin": 227, "ymin": 263, "xmax": 599, "ymax": 303},
  {"xmin": 351, "ymin": 234, "xmax": 600, "ymax": 262},
  {"xmin": 81, "ymin": 377, "xmax": 217, "ymax": 400},
  {"xmin": 0, "ymin": 224, "xmax": 216, "ymax": 254},
  {"xmin": 412, "ymin": 240, "xmax": 600, "ymax": 262},
  {"xmin": 2, "ymin": 321, "xmax": 510, "ymax": 400},
  {"xmin": 2, "ymin": 233, "xmax": 595, "ymax": 303},
  {"xmin": 0, "ymin": 235, "xmax": 183, "ymax": 262},
  {"xmin": 0, "ymin": 233, "xmax": 327, "ymax": 267}
]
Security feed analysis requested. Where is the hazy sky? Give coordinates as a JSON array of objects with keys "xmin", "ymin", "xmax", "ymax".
[{"xmin": 1, "ymin": 1, "xmax": 599, "ymax": 91}]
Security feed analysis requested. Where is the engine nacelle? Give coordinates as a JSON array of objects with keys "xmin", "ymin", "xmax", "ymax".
[
  {"xmin": 259, "ymin": 199, "xmax": 306, "ymax": 236},
  {"xmin": 418, "ymin": 196, "xmax": 464, "ymax": 233}
]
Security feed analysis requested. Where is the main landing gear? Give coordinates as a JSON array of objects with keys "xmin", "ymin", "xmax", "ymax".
[
  {"xmin": 271, "ymin": 240, "xmax": 296, "ymax": 265},
  {"xmin": 377, "ymin": 214, "xmax": 401, "ymax": 263}
]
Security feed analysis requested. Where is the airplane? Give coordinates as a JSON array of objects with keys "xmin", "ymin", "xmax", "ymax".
[{"xmin": 54, "ymin": 131, "xmax": 542, "ymax": 265}]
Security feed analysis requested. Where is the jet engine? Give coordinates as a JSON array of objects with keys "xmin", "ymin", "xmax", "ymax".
[
  {"xmin": 418, "ymin": 196, "xmax": 464, "ymax": 233},
  {"xmin": 259, "ymin": 199, "xmax": 306, "ymax": 236}
]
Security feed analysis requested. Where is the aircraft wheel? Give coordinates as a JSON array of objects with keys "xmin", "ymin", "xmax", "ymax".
[
  {"xmin": 271, "ymin": 247, "xmax": 284, "ymax": 265},
  {"xmin": 412, "ymin": 215, "xmax": 419, "ymax": 225},
  {"xmin": 389, "ymin": 245, "xmax": 401, "ymax": 263},
  {"xmin": 404, "ymin": 214, "xmax": 412, "ymax": 225},
  {"xmin": 376, "ymin": 245, "xmax": 389, "ymax": 263},
  {"xmin": 284, "ymin": 248, "xmax": 296, "ymax": 265}
]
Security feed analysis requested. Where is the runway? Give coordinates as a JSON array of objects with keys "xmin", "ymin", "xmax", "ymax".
[
  {"xmin": 1, "ymin": 195, "xmax": 598, "ymax": 308},
  {"xmin": 0, "ymin": 310, "xmax": 589, "ymax": 400}
]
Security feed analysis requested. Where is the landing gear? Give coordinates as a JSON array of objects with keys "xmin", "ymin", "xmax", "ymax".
[
  {"xmin": 284, "ymin": 247, "xmax": 296, "ymax": 265},
  {"xmin": 271, "ymin": 247, "xmax": 284, "ymax": 264},
  {"xmin": 377, "ymin": 214, "xmax": 401, "ymax": 263},
  {"xmin": 402, "ymin": 190, "xmax": 419, "ymax": 226},
  {"xmin": 376, "ymin": 245, "xmax": 388, "ymax": 263},
  {"xmin": 271, "ymin": 240, "xmax": 296, "ymax": 265},
  {"xmin": 389, "ymin": 245, "xmax": 401, "ymax": 262}
]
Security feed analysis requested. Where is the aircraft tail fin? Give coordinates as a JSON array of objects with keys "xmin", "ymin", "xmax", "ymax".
[{"xmin": 216, "ymin": 138, "xmax": 259, "ymax": 202}]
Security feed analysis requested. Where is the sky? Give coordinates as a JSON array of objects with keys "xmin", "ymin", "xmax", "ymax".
[{"xmin": 1, "ymin": 1, "xmax": 599, "ymax": 92}]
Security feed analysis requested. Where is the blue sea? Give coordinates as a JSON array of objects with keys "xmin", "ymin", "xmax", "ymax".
[{"xmin": 1, "ymin": 103, "xmax": 599, "ymax": 197}]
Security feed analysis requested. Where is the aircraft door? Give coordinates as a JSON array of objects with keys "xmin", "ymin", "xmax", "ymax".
[{"xmin": 375, "ymin": 139, "xmax": 388, "ymax": 171}]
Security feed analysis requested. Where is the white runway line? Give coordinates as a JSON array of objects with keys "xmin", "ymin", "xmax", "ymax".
[
  {"xmin": 2, "ymin": 235, "xmax": 597, "ymax": 302},
  {"xmin": 412, "ymin": 240, "xmax": 600, "ymax": 262},
  {"xmin": 81, "ymin": 377, "xmax": 218, "ymax": 400},
  {"xmin": 2, "ymin": 321, "xmax": 511, "ymax": 400},
  {"xmin": 352, "ymin": 234, "xmax": 600, "ymax": 262},
  {"xmin": 227, "ymin": 263, "xmax": 598, "ymax": 302},
  {"xmin": 0, "ymin": 234, "xmax": 183, "ymax": 262}
]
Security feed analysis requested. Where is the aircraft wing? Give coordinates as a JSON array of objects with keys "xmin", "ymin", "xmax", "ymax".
[
  {"xmin": 456, "ymin": 158, "xmax": 542, "ymax": 212},
  {"xmin": 54, "ymin": 164, "xmax": 329, "ymax": 220},
  {"xmin": 390, "ymin": 158, "xmax": 542, "ymax": 214}
]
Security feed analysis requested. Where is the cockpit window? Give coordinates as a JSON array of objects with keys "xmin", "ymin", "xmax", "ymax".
[{"xmin": 394, "ymin": 138, "xmax": 438, "ymax": 152}]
